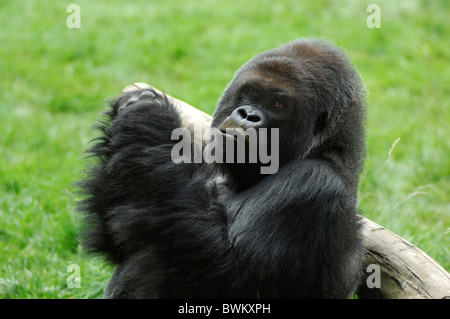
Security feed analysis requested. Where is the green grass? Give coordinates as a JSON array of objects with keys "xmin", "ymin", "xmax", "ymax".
[{"xmin": 0, "ymin": 0, "xmax": 448, "ymax": 298}]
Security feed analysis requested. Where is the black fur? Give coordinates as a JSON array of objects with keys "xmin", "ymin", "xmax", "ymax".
[{"xmin": 78, "ymin": 39, "xmax": 366, "ymax": 298}]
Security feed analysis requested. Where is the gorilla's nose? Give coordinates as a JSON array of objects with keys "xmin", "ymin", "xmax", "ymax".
[{"xmin": 231, "ymin": 105, "xmax": 268, "ymax": 129}]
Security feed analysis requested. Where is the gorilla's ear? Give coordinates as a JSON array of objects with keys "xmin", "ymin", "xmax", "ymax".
[{"xmin": 313, "ymin": 111, "xmax": 329, "ymax": 135}]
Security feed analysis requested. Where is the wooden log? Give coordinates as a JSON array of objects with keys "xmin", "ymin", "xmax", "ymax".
[
  {"xmin": 121, "ymin": 83, "xmax": 450, "ymax": 299},
  {"xmin": 358, "ymin": 218, "xmax": 450, "ymax": 299}
]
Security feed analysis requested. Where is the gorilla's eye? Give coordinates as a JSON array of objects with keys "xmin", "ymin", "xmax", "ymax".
[
  {"xmin": 248, "ymin": 87, "xmax": 260, "ymax": 98},
  {"xmin": 242, "ymin": 85, "xmax": 260, "ymax": 100},
  {"xmin": 274, "ymin": 96, "xmax": 288, "ymax": 109},
  {"xmin": 249, "ymin": 88, "xmax": 259, "ymax": 99}
]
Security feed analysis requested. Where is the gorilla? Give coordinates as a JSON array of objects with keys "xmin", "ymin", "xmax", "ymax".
[{"xmin": 78, "ymin": 38, "xmax": 366, "ymax": 298}]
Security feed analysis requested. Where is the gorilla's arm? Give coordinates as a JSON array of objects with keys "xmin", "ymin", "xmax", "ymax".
[
  {"xmin": 79, "ymin": 89, "xmax": 195, "ymax": 263},
  {"xmin": 105, "ymin": 90, "xmax": 191, "ymax": 200},
  {"xmin": 225, "ymin": 159, "xmax": 363, "ymax": 298}
]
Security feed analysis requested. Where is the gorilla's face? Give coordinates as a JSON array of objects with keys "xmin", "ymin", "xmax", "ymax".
[
  {"xmin": 211, "ymin": 49, "xmax": 336, "ymax": 177},
  {"xmin": 217, "ymin": 77, "xmax": 297, "ymax": 133}
]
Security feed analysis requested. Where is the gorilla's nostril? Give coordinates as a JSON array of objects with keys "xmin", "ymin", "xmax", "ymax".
[
  {"xmin": 246, "ymin": 114, "xmax": 261, "ymax": 123},
  {"xmin": 237, "ymin": 108, "xmax": 247, "ymax": 119},
  {"xmin": 235, "ymin": 106, "xmax": 262, "ymax": 123}
]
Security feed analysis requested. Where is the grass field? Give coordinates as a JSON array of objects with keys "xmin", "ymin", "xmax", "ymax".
[{"xmin": 0, "ymin": 0, "xmax": 448, "ymax": 298}]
